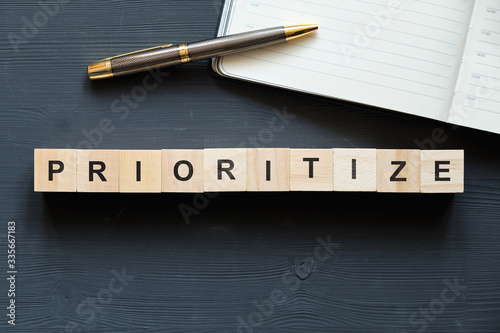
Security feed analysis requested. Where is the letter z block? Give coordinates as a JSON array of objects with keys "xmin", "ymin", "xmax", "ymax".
[
  {"xmin": 377, "ymin": 149, "xmax": 420, "ymax": 192},
  {"xmin": 421, "ymin": 150, "xmax": 464, "ymax": 193},
  {"xmin": 34, "ymin": 149, "xmax": 76, "ymax": 192},
  {"xmin": 77, "ymin": 150, "xmax": 119, "ymax": 192},
  {"xmin": 162, "ymin": 149, "xmax": 204, "ymax": 193},
  {"xmin": 120, "ymin": 150, "xmax": 162, "ymax": 193},
  {"xmin": 204, "ymin": 149, "xmax": 246, "ymax": 192},
  {"xmin": 290, "ymin": 149, "xmax": 333, "ymax": 191}
]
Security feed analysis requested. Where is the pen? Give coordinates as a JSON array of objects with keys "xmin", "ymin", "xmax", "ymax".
[{"xmin": 87, "ymin": 24, "xmax": 318, "ymax": 80}]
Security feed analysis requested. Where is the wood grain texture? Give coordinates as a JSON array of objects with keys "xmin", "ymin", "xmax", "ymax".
[{"xmin": 1, "ymin": 1, "xmax": 500, "ymax": 332}]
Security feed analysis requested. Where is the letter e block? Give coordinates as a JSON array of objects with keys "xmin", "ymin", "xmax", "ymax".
[
  {"xmin": 334, "ymin": 149, "xmax": 376, "ymax": 191},
  {"xmin": 120, "ymin": 150, "xmax": 161, "ymax": 193},
  {"xmin": 204, "ymin": 149, "xmax": 246, "ymax": 192},
  {"xmin": 162, "ymin": 149, "xmax": 204, "ymax": 193},
  {"xmin": 377, "ymin": 149, "xmax": 420, "ymax": 192},
  {"xmin": 34, "ymin": 149, "xmax": 76, "ymax": 192},
  {"xmin": 421, "ymin": 150, "xmax": 464, "ymax": 193},
  {"xmin": 247, "ymin": 148, "xmax": 289, "ymax": 191},
  {"xmin": 290, "ymin": 149, "xmax": 333, "ymax": 191},
  {"xmin": 77, "ymin": 150, "xmax": 119, "ymax": 192}
]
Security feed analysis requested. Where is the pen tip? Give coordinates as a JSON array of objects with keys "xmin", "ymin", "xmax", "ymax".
[{"xmin": 284, "ymin": 24, "xmax": 318, "ymax": 41}]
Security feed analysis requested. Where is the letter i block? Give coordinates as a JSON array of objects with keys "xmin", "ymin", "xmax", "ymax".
[
  {"xmin": 420, "ymin": 150, "xmax": 464, "ymax": 193},
  {"xmin": 162, "ymin": 149, "xmax": 204, "ymax": 193},
  {"xmin": 289, "ymin": 149, "xmax": 333, "ymax": 191},
  {"xmin": 377, "ymin": 149, "xmax": 420, "ymax": 192},
  {"xmin": 76, "ymin": 150, "xmax": 119, "ymax": 192},
  {"xmin": 333, "ymin": 149, "xmax": 377, "ymax": 191},
  {"xmin": 247, "ymin": 148, "xmax": 290, "ymax": 191},
  {"xmin": 119, "ymin": 150, "xmax": 162, "ymax": 193},
  {"xmin": 204, "ymin": 148, "xmax": 246, "ymax": 192},
  {"xmin": 34, "ymin": 149, "xmax": 76, "ymax": 192}
]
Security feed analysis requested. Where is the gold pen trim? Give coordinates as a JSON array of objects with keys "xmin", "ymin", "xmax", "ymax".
[
  {"xmin": 284, "ymin": 24, "xmax": 318, "ymax": 41},
  {"xmin": 106, "ymin": 44, "xmax": 173, "ymax": 61},
  {"xmin": 88, "ymin": 59, "xmax": 113, "ymax": 80},
  {"xmin": 87, "ymin": 44, "xmax": 173, "ymax": 80},
  {"xmin": 178, "ymin": 43, "xmax": 190, "ymax": 63}
]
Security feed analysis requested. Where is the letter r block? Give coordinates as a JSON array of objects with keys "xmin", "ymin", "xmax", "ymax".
[
  {"xmin": 77, "ymin": 150, "xmax": 119, "ymax": 192},
  {"xmin": 34, "ymin": 149, "xmax": 76, "ymax": 192},
  {"xmin": 289, "ymin": 149, "xmax": 333, "ymax": 191},
  {"xmin": 162, "ymin": 149, "xmax": 204, "ymax": 193},
  {"xmin": 204, "ymin": 148, "xmax": 246, "ymax": 192},
  {"xmin": 119, "ymin": 150, "xmax": 162, "ymax": 193},
  {"xmin": 377, "ymin": 149, "xmax": 420, "ymax": 192},
  {"xmin": 421, "ymin": 150, "xmax": 464, "ymax": 193}
]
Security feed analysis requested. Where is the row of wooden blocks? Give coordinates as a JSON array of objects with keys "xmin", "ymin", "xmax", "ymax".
[{"xmin": 34, "ymin": 148, "xmax": 464, "ymax": 193}]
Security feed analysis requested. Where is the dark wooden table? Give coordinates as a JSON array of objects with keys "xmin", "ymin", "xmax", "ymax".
[{"xmin": 1, "ymin": 1, "xmax": 499, "ymax": 332}]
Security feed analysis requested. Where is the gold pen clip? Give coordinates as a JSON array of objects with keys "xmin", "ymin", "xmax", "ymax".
[
  {"xmin": 88, "ymin": 44, "xmax": 173, "ymax": 80},
  {"xmin": 105, "ymin": 44, "xmax": 174, "ymax": 60}
]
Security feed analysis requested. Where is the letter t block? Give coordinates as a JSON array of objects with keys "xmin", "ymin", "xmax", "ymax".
[{"xmin": 290, "ymin": 149, "xmax": 333, "ymax": 191}]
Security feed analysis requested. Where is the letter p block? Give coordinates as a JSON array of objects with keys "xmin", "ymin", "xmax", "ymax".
[{"xmin": 34, "ymin": 149, "xmax": 76, "ymax": 192}]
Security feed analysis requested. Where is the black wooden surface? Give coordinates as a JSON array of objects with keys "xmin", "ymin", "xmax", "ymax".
[{"xmin": 1, "ymin": 1, "xmax": 500, "ymax": 332}]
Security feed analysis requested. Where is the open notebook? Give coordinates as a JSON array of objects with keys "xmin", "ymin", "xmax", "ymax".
[{"xmin": 213, "ymin": 0, "xmax": 500, "ymax": 134}]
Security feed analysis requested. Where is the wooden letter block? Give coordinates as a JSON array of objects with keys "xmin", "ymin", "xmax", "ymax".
[
  {"xmin": 377, "ymin": 149, "xmax": 420, "ymax": 192},
  {"xmin": 162, "ymin": 149, "xmax": 204, "ymax": 193},
  {"xmin": 34, "ymin": 149, "xmax": 76, "ymax": 192},
  {"xmin": 76, "ymin": 150, "xmax": 119, "ymax": 192},
  {"xmin": 204, "ymin": 149, "xmax": 246, "ymax": 192},
  {"xmin": 119, "ymin": 150, "xmax": 162, "ymax": 193},
  {"xmin": 421, "ymin": 150, "xmax": 464, "ymax": 193},
  {"xmin": 333, "ymin": 149, "xmax": 377, "ymax": 192},
  {"xmin": 247, "ymin": 148, "xmax": 290, "ymax": 191},
  {"xmin": 290, "ymin": 149, "xmax": 333, "ymax": 191}
]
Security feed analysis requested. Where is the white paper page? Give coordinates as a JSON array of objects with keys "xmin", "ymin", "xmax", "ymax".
[
  {"xmin": 217, "ymin": 0, "xmax": 474, "ymax": 121},
  {"xmin": 450, "ymin": 0, "xmax": 500, "ymax": 134}
]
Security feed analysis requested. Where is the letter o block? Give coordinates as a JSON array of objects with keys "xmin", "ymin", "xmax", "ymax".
[{"xmin": 162, "ymin": 149, "xmax": 204, "ymax": 192}]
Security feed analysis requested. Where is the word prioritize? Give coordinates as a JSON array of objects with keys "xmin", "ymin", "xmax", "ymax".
[{"xmin": 34, "ymin": 149, "xmax": 464, "ymax": 193}]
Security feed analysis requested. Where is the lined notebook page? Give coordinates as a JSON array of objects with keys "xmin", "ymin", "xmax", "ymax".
[
  {"xmin": 217, "ymin": 0, "xmax": 474, "ymax": 121},
  {"xmin": 451, "ymin": 0, "xmax": 500, "ymax": 133}
]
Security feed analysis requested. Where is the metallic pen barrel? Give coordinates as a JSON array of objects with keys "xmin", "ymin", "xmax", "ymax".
[{"xmin": 88, "ymin": 24, "xmax": 318, "ymax": 80}]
